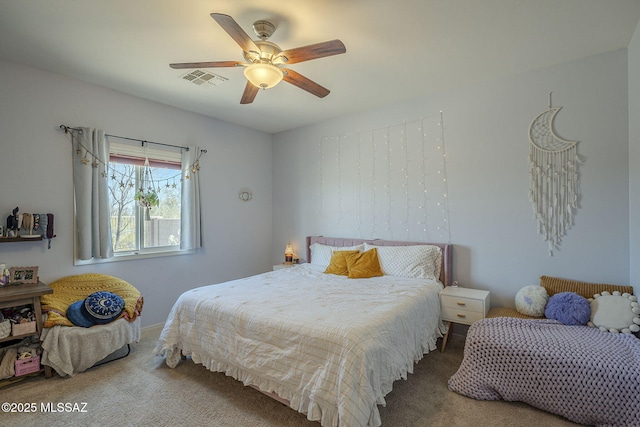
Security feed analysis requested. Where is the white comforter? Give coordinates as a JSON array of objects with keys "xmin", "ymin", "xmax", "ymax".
[{"xmin": 154, "ymin": 264, "xmax": 446, "ymax": 427}]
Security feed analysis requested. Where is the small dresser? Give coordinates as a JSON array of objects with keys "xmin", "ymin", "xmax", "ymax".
[{"xmin": 439, "ymin": 286, "xmax": 490, "ymax": 352}]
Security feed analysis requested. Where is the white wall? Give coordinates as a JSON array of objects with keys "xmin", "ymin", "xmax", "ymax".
[
  {"xmin": 0, "ymin": 59, "xmax": 274, "ymax": 326},
  {"xmin": 273, "ymin": 49, "xmax": 631, "ymax": 307},
  {"xmin": 629, "ymin": 21, "xmax": 640, "ymax": 294},
  {"xmin": 0, "ymin": 42, "xmax": 633, "ymax": 327}
]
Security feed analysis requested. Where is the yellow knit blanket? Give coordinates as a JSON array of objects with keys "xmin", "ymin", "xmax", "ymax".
[{"xmin": 40, "ymin": 274, "xmax": 143, "ymax": 328}]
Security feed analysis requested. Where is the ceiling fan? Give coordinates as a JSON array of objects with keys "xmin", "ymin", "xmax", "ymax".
[{"xmin": 170, "ymin": 13, "xmax": 346, "ymax": 104}]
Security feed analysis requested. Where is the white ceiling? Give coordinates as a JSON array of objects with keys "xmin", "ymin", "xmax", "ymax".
[{"xmin": 1, "ymin": 0, "xmax": 639, "ymax": 134}]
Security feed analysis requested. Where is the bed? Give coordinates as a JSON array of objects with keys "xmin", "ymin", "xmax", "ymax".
[
  {"xmin": 448, "ymin": 277, "xmax": 640, "ymax": 427},
  {"xmin": 155, "ymin": 236, "xmax": 452, "ymax": 427}
]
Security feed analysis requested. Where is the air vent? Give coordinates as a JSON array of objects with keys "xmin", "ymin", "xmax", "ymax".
[{"xmin": 180, "ymin": 70, "xmax": 228, "ymax": 87}]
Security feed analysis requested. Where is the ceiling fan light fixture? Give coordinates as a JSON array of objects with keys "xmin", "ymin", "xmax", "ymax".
[
  {"xmin": 171, "ymin": 14, "xmax": 346, "ymax": 103},
  {"xmin": 244, "ymin": 63, "xmax": 283, "ymax": 89}
]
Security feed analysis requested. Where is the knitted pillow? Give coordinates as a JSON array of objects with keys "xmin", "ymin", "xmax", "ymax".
[
  {"xmin": 515, "ymin": 285, "xmax": 548, "ymax": 317},
  {"xmin": 539, "ymin": 275, "xmax": 633, "ymax": 298},
  {"xmin": 544, "ymin": 292, "xmax": 591, "ymax": 325},
  {"xmin": 587, "ymin": 291, "xmax": 640, "ymax": 334}
]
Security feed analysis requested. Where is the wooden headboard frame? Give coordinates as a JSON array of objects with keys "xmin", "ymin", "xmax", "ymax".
[{"xmin": 306, "ymin": 236, "xmax": 453, "ymax": 287}]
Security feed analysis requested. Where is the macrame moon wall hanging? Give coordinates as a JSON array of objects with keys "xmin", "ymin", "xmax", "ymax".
[{"xmin": 528, "ymin": 93, "xmax": 580, "ymax": 256}]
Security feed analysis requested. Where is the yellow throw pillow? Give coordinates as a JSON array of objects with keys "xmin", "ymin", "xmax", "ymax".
[
  {"xmin": 324, "ymin": 250, "xmax": 360, "ymax": 276},
  {"xmin": 345, "ymin": 248, "xmax": 384, "ymax": 279}
]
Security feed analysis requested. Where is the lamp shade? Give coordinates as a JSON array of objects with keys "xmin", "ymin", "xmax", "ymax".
[
  {"xmin": 284, "ymin": 242, "xmax": 293, "ymax": 263},
  {"xmin": 244, "ymin": 63, "xmax": 283, "ymax": 89}
]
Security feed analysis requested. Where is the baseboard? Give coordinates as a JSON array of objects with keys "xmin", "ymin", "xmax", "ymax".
[{"xmin": 142, "ymin": 322, "xmax": 165, "ymax": 333}]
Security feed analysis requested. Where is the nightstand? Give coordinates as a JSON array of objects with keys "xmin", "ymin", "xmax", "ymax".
[{"xmin": 439, "ymin": 286, "xmax": 490, "ymax": 352}]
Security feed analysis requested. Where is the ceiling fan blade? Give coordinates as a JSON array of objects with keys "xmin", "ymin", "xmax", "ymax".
[
  {"xmin": 280, "ymin": 40, "xmax": 346, "ymax": 64},
  {"xmin": 240, "ymin": 81, "xmax": 259, "ymax": 104},
  {"xmin": 282, "ymin": 69, "xmax": 330, "ymax": 98},
  {"xmin": 170, "ymin": 61, "xmax": 242, "ymax": 69},
  {"xmin": 211, "ymin": 13, "xmax": 260, "ymax": 54}
]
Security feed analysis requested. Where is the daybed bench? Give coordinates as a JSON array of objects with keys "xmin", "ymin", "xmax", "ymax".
[
  {"xmin": 39, "ymin": 273, "xmax": 143, "ymax": 377},
  {"xmin": 449, "ymin": 276, "xmax": 640, "ymax": 427}
]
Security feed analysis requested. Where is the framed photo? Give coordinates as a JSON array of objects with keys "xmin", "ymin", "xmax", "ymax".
[{"xmin": 9, "ymin": 266, "xmax": 39, "ymax": 284}]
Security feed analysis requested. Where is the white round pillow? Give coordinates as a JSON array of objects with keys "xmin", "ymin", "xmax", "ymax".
[
  {"xmin": 587, "ymin": 291, "xmax": 640, "ymax": 334},
  {"xmin": 515, "ymin": 285, "xmax": 549, "ymax": 317}
]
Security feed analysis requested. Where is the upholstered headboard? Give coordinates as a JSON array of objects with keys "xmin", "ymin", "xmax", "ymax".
[{"xmin": 306, "ymin": 236, "xmax": 453, "ymax": 287}]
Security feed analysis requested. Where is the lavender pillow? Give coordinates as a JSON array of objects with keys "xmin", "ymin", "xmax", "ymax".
[{"xmin": 544, "ymin": 292, "xmax": 591, "ymax": 325}]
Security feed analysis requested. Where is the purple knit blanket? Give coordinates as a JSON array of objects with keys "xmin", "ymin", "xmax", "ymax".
[{"xmin": 448, "ymin": 317, "xmax": 640, "ymax": 426}]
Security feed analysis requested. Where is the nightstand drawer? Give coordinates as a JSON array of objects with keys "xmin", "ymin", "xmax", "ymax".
[
  {"xmin": 440, "ymin": 295, "xmax": 485, "ymax": 313},
  {"xmin": 441, "ymin": 306, "xmax": 485, "ymax": 325}
]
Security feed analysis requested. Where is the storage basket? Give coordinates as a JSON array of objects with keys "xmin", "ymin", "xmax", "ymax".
[
  {"xmin": 15, "ymin": 355, "xmax": 40, "ymax": 376},
  {"xmin": 12, "ymin": 321, "xmax": 36, "ymax": 336},
  {"xmin": 0, "ymin": 319, "xmax": 10, "ymax": 339}
]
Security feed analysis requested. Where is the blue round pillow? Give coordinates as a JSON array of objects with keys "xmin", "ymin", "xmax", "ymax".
[
  {"xmin": 544, "ymin": 291, "xmax": 591, "ymax": 325},
  {"xmin": 66, "ymin": 291, "xmax": 125, "ymax": 327},
  {"xmin": 81, "ymin": 291, "xmax": 125, "ymax": 325},
  {"xmin": 66, "ymin": 300, "xmax": 94, "ymax": 328}
]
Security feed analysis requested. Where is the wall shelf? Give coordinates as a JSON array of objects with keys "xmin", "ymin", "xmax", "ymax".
[{"xmin": 0, "ymin": 236, "xmax": 43, "ymax": 243}]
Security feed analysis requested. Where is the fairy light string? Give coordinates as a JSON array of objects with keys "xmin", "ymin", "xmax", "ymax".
[
  {"xmin": 385, "ymin": 126, "xmax": 392, "ymax": 236},
  {"xmin": 62, "ymin": 126, "xmax": 204, "ymax": 193},
  {"xmin": 318, "ymin": 136, "xmax": 325, "ymax": 222},
  {"xmin": 356, "ymin": 131, "xmax": 363, "ymax": 236},
  {"xmin": 319, "ymin": 113, "xmax": 450, "ymax": 242},
  {"xmin": 401, "ymin": 120, "xmax": 410, "ymax": 240},
  {"xmin": 337, "ymin": 134, "xmax": 344, "ymax": 224},
  {"xmin": 371, "ymin": 129, "xmax": 378, "ymax": 236},
  {"xmin": 419, "ymin": 117, "xmax": 429, "ymax": 239},
  {"xmin": 438, "ymin": 111, "xmax": 452, "ymax": 243}
]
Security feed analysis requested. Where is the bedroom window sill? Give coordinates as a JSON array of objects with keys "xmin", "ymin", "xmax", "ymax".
[{"xmin": 73, "ymin": 248, "xmax": 195, "ymax": 266}]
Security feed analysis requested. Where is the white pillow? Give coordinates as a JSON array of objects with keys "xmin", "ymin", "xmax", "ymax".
[
  {"xmin": 514, "ymin": 285, "xmax": 548, "ymax": 317},
  {"xmin": 587, "ymin": 291, "xmax": 640, "ymax": 334},
  {"xmin": 309, "ymin": 243, "xmax": 364, "ymax": 268},
  {"xmin": 363, "ymin": 243, "xmax": 441, "ymax": 280}
]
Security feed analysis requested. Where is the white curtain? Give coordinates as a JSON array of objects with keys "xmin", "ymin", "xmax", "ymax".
[
  {"xmin": 180, "ymin": 146, "xmax": 202, "ymax": 250},
  {"xmin": 72, "ymin": 128, "xmax": 113, "ymax": 260}
]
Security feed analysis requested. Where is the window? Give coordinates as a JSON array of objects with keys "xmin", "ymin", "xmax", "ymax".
[
  {"xmin": 108, "ymin": 142, "xmax": 182, "ymax": 256},
  {"xmin": 70, "ymin": 127, "xmax": 201, "ymax": 265}
]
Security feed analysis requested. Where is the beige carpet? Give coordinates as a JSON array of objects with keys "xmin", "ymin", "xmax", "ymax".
[{"xmin": 1, "ymin": 326, "xmax": 578, "ymax": 427}]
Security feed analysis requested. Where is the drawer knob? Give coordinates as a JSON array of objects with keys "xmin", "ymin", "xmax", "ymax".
[
  {"xmin": 457, "ymin": 314, "xmax": 467, "ymax": 318},
  {"xmin": 456, "ymin": 302, "xmax": 466, "ymax": 306}
]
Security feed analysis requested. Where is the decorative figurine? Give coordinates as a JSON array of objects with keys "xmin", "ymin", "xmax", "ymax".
[{"xmin": 6, "ymin": 207, "xmax": 19, "ymax": 237}]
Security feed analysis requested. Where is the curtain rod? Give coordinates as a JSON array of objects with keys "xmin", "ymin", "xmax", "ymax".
[{"xmin": 58, "ymin": 125, "xmax": 207, "ymax": 153}]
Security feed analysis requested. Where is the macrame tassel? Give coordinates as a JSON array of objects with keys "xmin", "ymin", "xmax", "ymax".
[{"xmin": 528, "ymin": 104, "xmax": 580, "ymax": 256}]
